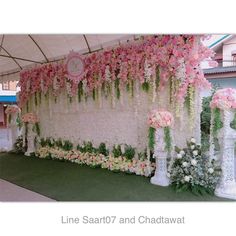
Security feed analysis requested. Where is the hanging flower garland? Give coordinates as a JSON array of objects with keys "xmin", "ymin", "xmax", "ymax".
[
  {"xmin": 18, "ymin": 35, "xmax": 217, "ymax": 109},
  {"xmin": 147, "ymin": 109, "xmax": 174, "ymax": 152}
]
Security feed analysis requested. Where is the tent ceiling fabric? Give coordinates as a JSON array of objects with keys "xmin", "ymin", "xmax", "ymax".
[{"xmin": 0, "ymin": 34, "xmax": 135, "ymax": 82}]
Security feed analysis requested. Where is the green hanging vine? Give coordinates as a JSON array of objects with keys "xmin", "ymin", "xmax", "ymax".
[
  {"xmin": 164, "ymin": 126, "xmax": 172, "ymax": 153},
  {"xmin": 115, "ymin": 78, "xmax": 120, "ymax": 99},
  {"xmin": 148, "ymin": 127, "xmax": 155, "ymax": 151},
  {"xmin": 230, "ymin": 112, "xmax": 236, "ymax": 130},
  {"xmin": 212, "ymin": 108, "xmax": 223, "ymax": 137}
]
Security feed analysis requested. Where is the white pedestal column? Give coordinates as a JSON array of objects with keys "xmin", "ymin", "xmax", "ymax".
[
  {"xmin": 151, "ymin": 128, "xmax": 170, "ymax": 186},
  {"xmin": 215, "ymin": 110, "xmax": 236, "ymax": 200},
  {"xmin": 25, "ymin": 123, "xmax": 36, "ymax": 156},
  {"xmin": 7, "ymin": 113, "xmax": 18, "ymax": 151}
]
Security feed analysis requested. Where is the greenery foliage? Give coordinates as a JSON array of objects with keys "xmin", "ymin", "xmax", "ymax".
[
  {"xmin": 123, "ymin": 145, "xmax": 135, "ymax": 160},
  {"xmin": 112, "ymin": 144, "xmax": 122, "ymax": 158},
  {"xmin": 98, "ymin": 143, "xmax": 109, "ymax": 156}
]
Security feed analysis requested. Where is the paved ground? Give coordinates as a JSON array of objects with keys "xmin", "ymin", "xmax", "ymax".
[{"xmin": 0, "ymin": 179, "xmax": 55, "ymax": 202}]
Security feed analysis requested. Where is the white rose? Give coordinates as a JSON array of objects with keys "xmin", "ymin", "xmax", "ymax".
[
  {"xmin": 193, "ymin": 150, "xmax": 198, "ymax": 156},
  {"xmin": 184, "ymin": 176, "xmax": 190, "ymax": 182},
  {"xmin": 177, "ymin": 153, "xmax": 182, "ymax": 159},
  {"xmin": 191, "ymin": 159, "xmax": 197, "ymax": 166},
  {"xmin": 190, "ymin": 138, "xmax": 196, "ymax": 143},
  {"xmin": 191, "ymin": 145, "xmax": 195, "ymax": 150},
  {"xmin": 182, "ymin": 162, "xmax": 188, "ymax": 167},
  {"xmin": 208, "ymin": 168, "xmax": 214, "ymax": 174},
  {"xmin": 180, "ymin": 150, "xmax": 185, "ymax": 155}
]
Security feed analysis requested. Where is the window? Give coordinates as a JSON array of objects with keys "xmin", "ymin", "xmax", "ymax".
[
  {"xmin": 2, "ymin": 81, "xmax": 10, "ymax": 90},
  {"xmin": 232, "ymin": 54, "xmax": 236, "ymax": 66}
]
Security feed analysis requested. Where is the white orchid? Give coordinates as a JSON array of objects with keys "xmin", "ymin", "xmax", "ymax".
[
  {"xmin": 177, "ymin": 153, "xmax": 182, "ymax": 159},
  {"xmin": 184, "ymin": 176, "xmax": 190, "ymax": 182},
  {"xmin": 190, "ymin": 138, "xmax": 196, "ymax": 143},
  {"xmin": 191, "ymin": 159, "xmax": 197, "ymax": 166},
  {"xmin": 192, "ymin": 150, "xmax": 198, "ymax": 156},
  {"xmin": 182, "ymin": 162, "xmax": 188, "ymax": 167},
  {"xmin": 208, "ymin": 168, "xmax": 214, "ymax": 174},
  {"xmin": 180, "ymin": 150, "xmax": 185, "ymax": 155}
]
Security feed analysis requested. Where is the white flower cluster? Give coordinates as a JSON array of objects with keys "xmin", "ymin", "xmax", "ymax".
[
  {"xmin": 36, "ymin": 146, "xmax": 155, "ymax": 177},
  {"xmin": 169, "ymin": 137, "xmax": 221, "ymax": 193}
]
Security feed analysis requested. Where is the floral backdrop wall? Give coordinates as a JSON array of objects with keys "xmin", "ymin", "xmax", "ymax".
[{"xmin": 18, "ymin": 35, "xmax": 216, "ymax": 155}]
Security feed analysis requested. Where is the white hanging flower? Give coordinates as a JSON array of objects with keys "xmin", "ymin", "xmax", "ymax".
[
  {"xmin": 144, "ymin": 59, "xmax": 152, "ymax": 82},
  {"xmin": 184, "ymin": 176, "xmax": 190, "ymax": 182},
  {"xmin": 191, "ymin": 159, "xmax": 197, "ymax": 166},
  {"xmin": 192, "ymin": 150, "xmax": 198, "ymax": 156},
  {"xmin": 105, "ymin": 65, "xmax": 111, "ymax": 82},
  {"xmin": 180, "ymin": 150, "xmax": 185, "ymax": 155},
  {"xmin": 182, "ymin": 162, "xmax": 188, "ymax": 167},
  {"xmin": 121, "ymin": 145, "xmax": 125, "ymax": 154},
  {"xmin": 177, "ymin": 153, "xmax": 182, "ymax": 159},
  {"xmin": 190, "ymin": 145, "xmax": 195, "ymax": 150},
  {"xmin": 190, "ymin": 138, "xmax": 196, "ymax": 143},
  {"xmin": 208, "ymin": 168, "xmax": 214, "ymax": 174}
]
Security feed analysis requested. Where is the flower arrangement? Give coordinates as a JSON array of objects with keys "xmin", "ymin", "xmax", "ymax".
[
  {"xmin": 169, "ymin": 138, "xmax": 221, "ymax": 195},
  {"xmin": 18, "ymin": 35, "xmax": 216, "ymax": 108},
  {"xmin": 35, "ymin": 146, "xmax": 155, "ymax": 177},
  {"xmin": 148, "ymin": 110, "xmax": 174, "ymax": 153},
  {"xmin": 12, "ymin": 135, "xmax": 25, "ymax": 154},
  {"xmin": 210, "ymin": 88, "xmax": 236, "ymax": 110},
  {"xmin": 5, "ymin": 105, "xmax": 20, "ymax": 114},
  {"xmin": 148, "ymin": 110, "xmax": 174, "ymax": 128},
  {"xmin": 21, "ymin": 113, "xmax": 38, "ymax": 124}
]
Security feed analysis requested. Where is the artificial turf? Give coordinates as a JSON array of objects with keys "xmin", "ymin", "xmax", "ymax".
[{"xmin": 0, "ymin": 152, "xmax": 229, "ymax": 201}]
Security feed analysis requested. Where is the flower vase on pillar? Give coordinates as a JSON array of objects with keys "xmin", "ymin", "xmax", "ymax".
[
  {"xmin": 147, "ymin": 109, "xmax": 174, "ymax": 187},
  {"xmin": 151, "ymin": 128, "xmax": 170, "ymax": 186},
  {"xmin": 215, "ymin": 109, "xmax": 236, "ymax": 200}
]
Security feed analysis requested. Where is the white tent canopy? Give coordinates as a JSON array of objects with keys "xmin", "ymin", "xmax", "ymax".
[{"xmin": 0, "ymin": 34, "xmax": 136, "ymax": 82}]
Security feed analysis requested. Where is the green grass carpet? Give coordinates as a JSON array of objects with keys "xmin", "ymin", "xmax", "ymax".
[{"xmin": 0, "ymin": 153, "xmax": 229, "ymax": 201}]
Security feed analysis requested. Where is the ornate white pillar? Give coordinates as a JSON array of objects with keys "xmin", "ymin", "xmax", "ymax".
[
  {"xmin": 150, "ymin": 128, "xmax": 170, "ymax": 186},
  {"xmin": 25, "ymin": 123, "xmax": 36, "ymax": 156},
  {"xmin": 215, "ymin": 109, "xmax": 236, "ymax": 200}
]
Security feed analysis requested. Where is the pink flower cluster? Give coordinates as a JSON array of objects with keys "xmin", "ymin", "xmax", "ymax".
[
  {"xmin": 36, "ymin": 147, "xmax": 155, "ymax": 177},
  {"xmin": 148, "ymin": 110, "xmax": 174, "ymax": 128},
  {"xmin": 210, "ymin": 88, "xmax": 236, "ymax": 110},
  {"xmin": 5, "ymin": 105, "xmax": 20, "ymax": 114},
  {"xmin": 21, "ymin": 113, "xmax": 38, "ymax": 123},
  {"xmin": 19, "ymin": 35, "xmax": 216, "ymax": 107}
]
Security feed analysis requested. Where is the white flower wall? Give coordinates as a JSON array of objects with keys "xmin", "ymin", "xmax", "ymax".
[{"xmin": 22, "ymin": 80, "xmax": 202, "ymax": 152}]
